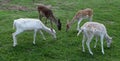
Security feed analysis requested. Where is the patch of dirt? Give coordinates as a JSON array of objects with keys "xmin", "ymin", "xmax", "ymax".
[
  {"xmin": 106, "ymin": 21, "xmax": 115, "ymax": 24},
  {"xmin": 7, "ymin": 5, "xmax": 28, "ymax": 11},
  {"xmin": 0, "ymin": 5, "xmax": 29, "ymax": 11},
  {"xmin": 0, "ymin": 0, "xmax": 11, "ymax": 5},
  {"xmin": 0, "ymin": 0, "xmax": 29, "ymax": 11}
]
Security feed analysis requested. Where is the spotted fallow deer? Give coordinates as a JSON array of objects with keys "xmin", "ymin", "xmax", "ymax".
[
  {"xmin": 77, "ymin": 22, "xmax": 112, "ymax": 55},
  {"xmin": 66, "ymin": 8, "xmax": 93, "ymax": 31}
]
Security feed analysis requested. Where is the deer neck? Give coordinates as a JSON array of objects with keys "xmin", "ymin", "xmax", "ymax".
[
  {"xmin": 68, "ymin": 16, "xmax": 76, "ymax": 27},
  {"xmin": 49, "ymin": 15, "xmax": 58, "ymax": 25}
]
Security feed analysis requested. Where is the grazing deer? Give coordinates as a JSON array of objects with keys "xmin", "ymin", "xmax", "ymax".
[
  {"xmin": 37, "ymin": 4, "xmax": 61, "ymax": 30},
  {"xmin": 77, "ymin": 22, "xmax": 112, "ymax": 55},
  {"xmin": 66, "ymin": 8, "xmax": 93, "ymax": 31},
  {"xmin": 12, "ymin": 18, "xmax": 56, "ymax": 47}
]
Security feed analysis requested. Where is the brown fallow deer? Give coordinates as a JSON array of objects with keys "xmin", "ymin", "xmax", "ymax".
[
  {"xmin": 66, "ymin": 8, "xmax": 93, "ymax": 31},
  {"xmin": 37, "ymin": 4, "xmax": 61, "ymax": 31}
]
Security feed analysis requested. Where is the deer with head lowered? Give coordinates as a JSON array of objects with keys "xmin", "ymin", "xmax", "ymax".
[
  {"xmin": 66, "ymin": 8, "xmax": 93, "ymax": 31},
  {"xmin": 37, "ymin": 4, "xmax": 61, "ymax": 31},
  {"xmin": 77, "ymin": 22, "xmax": 112, "ymax": 55}
]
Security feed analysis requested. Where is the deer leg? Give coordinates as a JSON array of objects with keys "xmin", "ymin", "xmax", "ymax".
[
  {"xmin": 12, "ymin": 30, "xmax": 23, "ymax": 47},
  {"xmin": 45, "ymin": 18, "xmax": 48, "ymax": 24},
  {"xmin": 39, "ymin": 30, "xmax": 46, "ymax": 40},
  {"xmin": 38, "ymin": 12, "xmax": 44, "ymax": 21},
  {"xmin": 94, "ymin": 36, "xmax": 98, "ymax": 48},
  {"xmin": 33, "ymin": 30, "xmax": 37, "ymax": 45},
  {"xmin": 50, "ymin": 21, "xmax": 53, "ymax": 31},
  {"xmin": 77, "ymin": 18, "xmax": 82, "ymax": 31},
  {"xmin": 82, "ymin": 34, "xmax": 86, "ymax": 52},
  {"xmin": 86, "ymin": 34, "xmax": 94, "ymax": 55},
  {"xmin": 89, "ymin": 15, "xmax": 93, "ymax": 21},
  {"xmin": 101, "ymin": 35, "xmax": 105, "ymax": 54}
]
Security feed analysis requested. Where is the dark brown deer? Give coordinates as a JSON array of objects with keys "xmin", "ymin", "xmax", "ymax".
[{"xmin": 37, "ymin": 4, "xmax": 61, "ymax": 30}]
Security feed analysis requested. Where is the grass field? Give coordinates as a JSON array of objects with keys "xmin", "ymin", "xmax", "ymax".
[{"xmin": 0, "ymin": 0, "xmax": 120, "ymax": 61}]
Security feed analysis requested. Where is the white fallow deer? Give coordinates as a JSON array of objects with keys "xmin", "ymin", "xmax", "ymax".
[
  {"xmin": 12, "ymin": 18, "xmax": 56, "ymax": 47},
  {"xmin": 66, "ymin": 8, "xmax": 93, "ymax": 31},
  {"xmin": 77, "ymin": 22, "xmax": 112, "ymax": 55}
]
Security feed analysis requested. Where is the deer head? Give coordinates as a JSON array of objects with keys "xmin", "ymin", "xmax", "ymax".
[{"xmin": 57, "ymin": 19, "xmax": 62, "ymax": 30}]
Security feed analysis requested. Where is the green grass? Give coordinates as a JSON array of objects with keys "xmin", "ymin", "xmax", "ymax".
[{"xmin": 0, "ymin": 0, "xmax": 120, "ymax": 61}]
